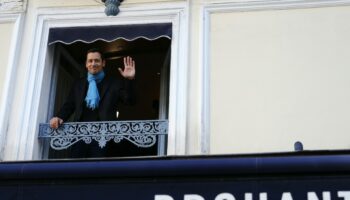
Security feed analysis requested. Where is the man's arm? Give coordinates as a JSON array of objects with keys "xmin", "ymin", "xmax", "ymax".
[
  {"xmin": 118, "ymin": 56, "xmax": 137, "ymax": 105},
  {"xmin": 49, "ymin": 82, "xmax": 77, "ymax": 129}
]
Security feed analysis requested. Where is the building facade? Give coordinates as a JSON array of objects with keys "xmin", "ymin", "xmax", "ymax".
[{"xmin": 1, "ymin": 0, "xmax": 350, "ymax": 161}]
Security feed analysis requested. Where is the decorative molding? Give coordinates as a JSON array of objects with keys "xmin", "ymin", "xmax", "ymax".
[
  {"xmin": 0, "ymin": 0, "xmax": 26, "ymax": 13},
  {"xmin": 102, "ymin": 0, "xmax": 123, "ymax": 16},
  {"xmin": 202, "ymin": 0, "xmax": 350, "ymax": 12},
  {"xmin": 38, "ymin": 120, "xmax": 168, "ymax": 150},
  {"xmin": 0, "ymin": 13, "xmax": 23, "ymax": 160},
  {"xmin": 199, "ymin": 0, "xmax": 350, "ymax": 154},
  {"xmin": 16, "ymin": 2, "xmax": 189, "ymax": 160}
]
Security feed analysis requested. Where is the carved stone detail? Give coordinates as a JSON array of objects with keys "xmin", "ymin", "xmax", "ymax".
[{"xmin": 0, "ymin": 0, "xmax": 26, "ymax": 13}]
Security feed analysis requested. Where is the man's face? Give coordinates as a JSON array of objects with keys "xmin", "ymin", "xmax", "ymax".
[{"xmin": 86, "ymin": 52, "xmax": 105, "ymax": 75}]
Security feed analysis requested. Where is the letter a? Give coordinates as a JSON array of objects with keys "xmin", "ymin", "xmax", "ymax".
[{"xmin": 155, "ymin": 195, "xmax": 175, "ymax": 200}]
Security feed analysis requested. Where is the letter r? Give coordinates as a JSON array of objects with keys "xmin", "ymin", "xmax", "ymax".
[{"xmin": 155, "ymin": 195, "xmax": 175, "ymax": 200}]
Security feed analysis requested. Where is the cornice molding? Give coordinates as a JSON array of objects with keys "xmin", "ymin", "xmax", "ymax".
[{"xmin": 202, "ymin": 0, "xmax": 350, "ymax": 13}]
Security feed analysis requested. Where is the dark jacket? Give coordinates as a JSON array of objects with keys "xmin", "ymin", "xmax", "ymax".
[{"xmin": 56, "ymin": 75, "xmax": 135, "ymax": 121}]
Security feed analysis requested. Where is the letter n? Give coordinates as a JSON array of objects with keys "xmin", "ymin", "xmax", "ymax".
[{"xmin": 307, "ymin": 192, "xmax": 331, "ymax": 200}]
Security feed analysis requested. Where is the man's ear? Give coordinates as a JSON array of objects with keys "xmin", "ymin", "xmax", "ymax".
[{"xmin": 102, "ymin": 60, "xmax": 106, "ymax": 68}]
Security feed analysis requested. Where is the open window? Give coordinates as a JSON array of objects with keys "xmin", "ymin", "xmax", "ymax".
[{"xmin": 41, "ymin": 24, "xmax": 172, "ymax": 159}]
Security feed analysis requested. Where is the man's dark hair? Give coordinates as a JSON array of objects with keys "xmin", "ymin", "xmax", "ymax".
[{"xmin": 86, "ymin": 48, "xmax": 105, "ymax": 60}]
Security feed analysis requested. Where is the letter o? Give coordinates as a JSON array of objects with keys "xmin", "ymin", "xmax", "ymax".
[{"xmin": 215, "ymin": 193, "xmax": 236, "ymax": 200}]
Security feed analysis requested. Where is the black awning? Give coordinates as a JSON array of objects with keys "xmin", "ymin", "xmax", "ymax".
[{"xmin": 48, "ymin": 23, "xmax": 172, "ymax": 45}]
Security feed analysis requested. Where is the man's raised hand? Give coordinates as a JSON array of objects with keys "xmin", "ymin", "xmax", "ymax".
[{"xmin": 118, "ymin": 56, "xmax": 136, "ymax": 80}]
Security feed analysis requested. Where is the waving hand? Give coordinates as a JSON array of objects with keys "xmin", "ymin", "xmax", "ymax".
[{"xmin": 118, "ymin": 56, "xmax": 136, "ymax": 80}]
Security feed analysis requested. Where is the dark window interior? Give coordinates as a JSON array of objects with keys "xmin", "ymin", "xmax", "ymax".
[{"xmin": 48, "ymin": 38, "xmax": 171, "ymax": 158}]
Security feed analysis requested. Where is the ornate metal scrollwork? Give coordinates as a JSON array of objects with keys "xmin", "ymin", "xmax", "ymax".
[{"xmin": 38, "ymin": 120, "xmax": 168, "ymax": 150}]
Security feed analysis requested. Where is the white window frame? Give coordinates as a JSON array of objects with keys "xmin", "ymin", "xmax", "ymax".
[
  {"xmin": 0, "ymin": 13, "xmax": 24, "ymax": 160},
  {"xmin": 15, "ymin": 2, "xmax": 189, "ymax": 160}
]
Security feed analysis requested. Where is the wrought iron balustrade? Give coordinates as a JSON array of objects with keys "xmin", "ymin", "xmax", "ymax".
[{"xmin": 38, "ymin": 120, "xmax": 168, "ymax": 150}]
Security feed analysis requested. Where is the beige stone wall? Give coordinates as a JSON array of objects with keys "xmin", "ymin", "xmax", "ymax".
[
  {"xmin": 209, "ymin": 5, "xmax": 350, "ymax": 154},
  {"xmin": 0, "ymin": 22, "xmax": 14, "ymax": 103}
]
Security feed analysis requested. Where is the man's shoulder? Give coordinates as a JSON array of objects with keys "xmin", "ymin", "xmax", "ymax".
[{"xmin": 104, "ymin": 74, "xmax": 123, "ymax": 84}]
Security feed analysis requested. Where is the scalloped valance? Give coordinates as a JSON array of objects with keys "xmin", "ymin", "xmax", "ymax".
[{"xmin": 48, "ymin": 23, "xmax": 172, "ymax": 45}]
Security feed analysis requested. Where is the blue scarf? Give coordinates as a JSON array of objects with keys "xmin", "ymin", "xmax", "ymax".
[{"xmin": 85, "ymin": 71, "xmax": 105, "ymax": 110}]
